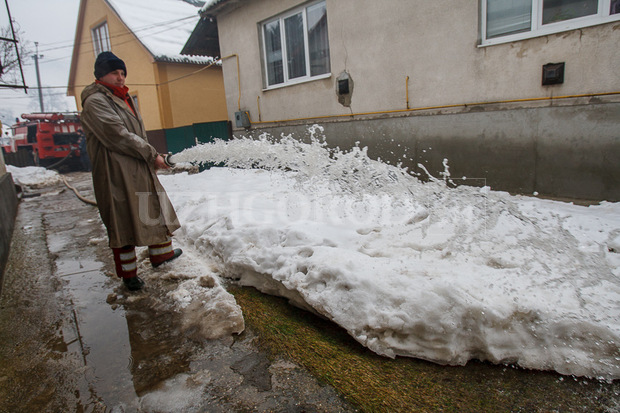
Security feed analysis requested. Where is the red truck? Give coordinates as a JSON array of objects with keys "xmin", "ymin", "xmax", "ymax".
[{"xmin": 2, "ymin": 112, "xmax": 84, "ymax": 169}]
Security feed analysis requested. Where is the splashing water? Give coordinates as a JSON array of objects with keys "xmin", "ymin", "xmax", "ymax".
[
  {"xmin": 171, "ymin": 126, "xmax": 437, "ymax": 199},
  {"xmin": 163, "ymin": 125, "xmax": 620, "ymax": 381}
]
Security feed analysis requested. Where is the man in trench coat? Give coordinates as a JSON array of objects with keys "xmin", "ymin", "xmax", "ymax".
[{"xmin": 81, "ymin": 52, "xmax": 182, "ymax": 291}]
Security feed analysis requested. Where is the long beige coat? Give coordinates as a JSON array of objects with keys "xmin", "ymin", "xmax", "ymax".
[{"xmin": 81, "ymin": 83, "xmax": 180, "ymax": 248}]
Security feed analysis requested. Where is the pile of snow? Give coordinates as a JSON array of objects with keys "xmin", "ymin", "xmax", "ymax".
[
  {"xmin": 137, "ymin": 246, "xmax": 245, "ymax": 339},
  {"xmin": 6, "ymin": 165, "xmax": 63, "ymax": 188},
  {"xmin": 200, "ymin": 0, "xmax": 224, "ymax": 13},
  {"xmin": 161, "ymin": 128, "xmax": 620, "ymax": 381}
]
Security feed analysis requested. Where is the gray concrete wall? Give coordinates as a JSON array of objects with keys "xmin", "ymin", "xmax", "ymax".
[
  {"xmin": 235, "ymin": 100, "xmax": 620, "ymax": 202},
  {"xmin": 0, "ymin": 171, "xmax": 18, "ymax": 282}
]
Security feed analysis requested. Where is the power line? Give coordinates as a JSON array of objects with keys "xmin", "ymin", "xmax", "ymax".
[
  {"xmin": 4, "ymin": 57, "xmax": 219, "ymax": 91},
  {"xmin": 37, "ymin": 14, "xmax": 198, "ymax": 54},
  {"xmin": 38, "ymin": 55, "xmax": 71, "ymax": 64},
  {"xmin": 2, "ymin": 12, "xmax": 213, "ymax": 95},
  {"xmin": 0, "ymin": 92, "xmax": 70, "ymax": 99},
  {"xmin": 30, "ymin": 16, "xmax": 199, "ymax": 68}
]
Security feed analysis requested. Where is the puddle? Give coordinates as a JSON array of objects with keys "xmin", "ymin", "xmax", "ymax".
[
  {"xmin": 59, "ymin": 265, "xmax": 137, "ymax": 409},
  {"xmin": 47, "ymin": 229, "xmax": 73, "ymax": 254},
  {"xmin": 55, "ymin": 259, "xmax": 196, "ymax": 410},
  {"xmin": 55, "ymin": 258, "xmax": 103, "ymax": 277}
]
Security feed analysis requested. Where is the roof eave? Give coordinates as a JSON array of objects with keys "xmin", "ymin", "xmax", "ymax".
[
  {"xmin": 200, "ymin": 0, "xmax": 245, "ymax": 18},
  {"xmin": 153, "ymin": 55, "xmax": 219, "ymax": 65}
]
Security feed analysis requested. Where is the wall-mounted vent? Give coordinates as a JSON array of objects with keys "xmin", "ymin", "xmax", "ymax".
[{"xmin": 542, "ymin": 62, "xmax": 565, "ymax": 86}]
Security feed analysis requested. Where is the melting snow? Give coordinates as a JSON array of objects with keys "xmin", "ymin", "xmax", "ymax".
[
  {"xmin": 160, "ymin": 127, "xmax": 620, "ymax": 381},
  {"xmin": 7, "ymin": 165, "xmax": 63, "ymax": 188}
]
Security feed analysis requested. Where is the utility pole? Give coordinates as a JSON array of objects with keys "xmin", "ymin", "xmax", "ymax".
[
  {"xmin": 33, "ymin": 41, "xmax": 44, "ymax": 112},
  {"xmin": 1, "ymin": 0, "xmax": 28, "ymax": 91}
]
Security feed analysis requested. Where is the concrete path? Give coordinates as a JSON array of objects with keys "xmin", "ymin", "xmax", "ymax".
[{"xmin": 0, "ymin": 172, "xmax": 356, "ymax": 412}]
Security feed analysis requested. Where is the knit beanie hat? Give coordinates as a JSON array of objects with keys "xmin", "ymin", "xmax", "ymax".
[{"xmin": 94, "ymin": 52, "xmax": 127, "ymax": 79}]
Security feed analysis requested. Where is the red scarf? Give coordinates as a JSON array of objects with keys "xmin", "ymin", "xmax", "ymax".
[{"xmin": 96, "ymin": 79, "xmax": 136, "ymax": 116}]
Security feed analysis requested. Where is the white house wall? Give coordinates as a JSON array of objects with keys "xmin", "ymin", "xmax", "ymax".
[
  {"xmin": 217, "ymin": 0, "xmax": 619, "ymax": 121},
  {"xmin": 213, "ymin": 0, "xmax": 620, "ymax": 201}
]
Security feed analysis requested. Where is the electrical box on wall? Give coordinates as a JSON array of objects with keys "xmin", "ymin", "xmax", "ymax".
[
  {"xmin": 336, "ymin": 71, "xmax": 353, "ymax": 107},
  {"xmin": 542, "ymin": 62, "xmax": 565, "ymax": 86},
  {"xmin": 234, "ymin": 111, "xmax": 251, "ymax": 128},
  {"xmin": 338, "ymin": 78, "xmax": 350, "ymax": 95}
]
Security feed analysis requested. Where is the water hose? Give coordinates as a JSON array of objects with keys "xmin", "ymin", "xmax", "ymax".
[
  {"xmin": 62, "ymin": 176, "xmax": 97, "ymax": 206},
  {"xmin": 62, "ymin": 153, "xmax": 178, "ymax": 206},
  {"xmin": 44, "ymin": 149, "xmax": 75, "ymax": 170}
]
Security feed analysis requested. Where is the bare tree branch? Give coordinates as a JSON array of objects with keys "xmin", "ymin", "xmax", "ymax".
[{"xmin": 0, "ymin": 25, "xmax": 32, "ymax": 85}]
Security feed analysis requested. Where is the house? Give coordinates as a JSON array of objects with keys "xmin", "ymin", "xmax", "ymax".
[
  {"xmin": 201, "ymin": 0, "xmax": 620, "ymax": 201},
  {"xmin": 67, "ymin": 0, "xmax": 230, "ymax": 154}
]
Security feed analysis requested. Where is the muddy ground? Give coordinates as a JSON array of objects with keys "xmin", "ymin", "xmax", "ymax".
[{"xmin": 0, "ymin": 172, "xmax": 354, "ymax": 412}]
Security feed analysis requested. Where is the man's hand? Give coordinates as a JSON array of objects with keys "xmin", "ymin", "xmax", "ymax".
[{"xmin": 154, "ymin": 154, "xmax": 169, "ymax": 170}]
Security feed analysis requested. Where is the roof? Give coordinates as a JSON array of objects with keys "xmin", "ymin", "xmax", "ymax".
[
  {"xmin": 201, "ymin": 0, "xmax": 228, "ymax": 13},
  {"xmin": 200, "ymin": 0, "xmax": 243, "ymax": 16},
  {"xmin": 181, "ymin": 16, "xmax": 221, "ymax": 57},
  {"xmin": 105, "ymin": 0, "xmax": 215, "ymax": 64}
]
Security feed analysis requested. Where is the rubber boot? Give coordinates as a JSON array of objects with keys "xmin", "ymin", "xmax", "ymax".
[
  {"xmin": 123, "ymin": 276, "xmax": 145, "ymax": 291},
  {"xmin": 149, "ymin": 237, "xmax": 183, "ymax": 268},
  {"xmin": 112, "ymin": 245, "xmax": 144, "ymax": 291}
]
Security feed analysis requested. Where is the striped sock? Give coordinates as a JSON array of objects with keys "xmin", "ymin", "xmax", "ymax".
[
  {"xmin": 112, "ymin": 245, "xmax": 137, "ymax": 279},
  {"xmin": 148, "ymin": 237, "xmax": 174, "ymax": 266}
]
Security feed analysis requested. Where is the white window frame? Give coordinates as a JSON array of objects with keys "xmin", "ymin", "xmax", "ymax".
[
  {"xmin": 92, "ymin": 21, "xmax": 111, "ymax": 56},
  {"xmin": 481, "ymin": 0, "xmax": 620, "ymax": 46},
  {"xmin": 260, "ymin": 0, "xmax": 331, "ymax": 90}
]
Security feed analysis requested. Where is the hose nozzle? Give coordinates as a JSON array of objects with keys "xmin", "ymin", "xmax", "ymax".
[{"xmin": 163, "ymin": 153, "xmax": 176, "ymax": 168}]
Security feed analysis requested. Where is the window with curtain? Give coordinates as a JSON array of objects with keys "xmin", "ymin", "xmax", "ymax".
[
  {"xmin": 542, "ymin": 0, "xmax": 598, "ymax": 24},
  {"xmin": 484, "ymin": 0, "xmax": 620, "ymax": 44},
  {"xmin": 92, "ymin": 22, "xmax": 110, "ymax": 56},
  {"xmin": 263, "ymin": 20, "xmax": 284, "ymax": 85},
  {"xmin": 487, "ymin": 0, "xmax": 532, "ymax": 38},
  {"xmin": 261, "ymin": 0, "xmax": 330, "ymax": 87},
  {"xmin": 285, "ymin": 13, "xmax": 306, "ymax": 80}
]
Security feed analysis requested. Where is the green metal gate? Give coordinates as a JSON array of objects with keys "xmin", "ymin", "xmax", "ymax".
[{"xmin": 164, "ymin": 120, "xmax": 230, "ymax": 154}]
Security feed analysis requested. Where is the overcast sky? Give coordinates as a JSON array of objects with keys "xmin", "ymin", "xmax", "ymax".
[{"xmin": 0, "ymin": 0, "xmax": 80, "ymax": 125}]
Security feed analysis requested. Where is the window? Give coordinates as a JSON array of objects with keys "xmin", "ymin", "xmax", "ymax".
[
  {"xmin": 542, "ymin": 0, "xmax": 598, "ymax": 24},
  {"xmin": 261, "ymin": 1, "xmax": 330, "ymax": 88},
  {"xmin": 92, "ymin": 22, "xmax": 110, "ymax": 56},
  {"xmin": 483, "ymin": 0, "xmax": 620, "ymax": 44},
  {"xmin": 486, "ymin": 0, "xmax": 532, "ymax": 38}
]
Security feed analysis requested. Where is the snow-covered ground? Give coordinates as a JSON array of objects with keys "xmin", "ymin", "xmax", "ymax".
[
  {"xmin": 7, "ymin": 165, "xmax": 64, "ymax": 188},
  {"xmin": 165, "ymin": 129, "xmax": 620, "ymax": 382},
  {"xmin": 7, "ymin": 128, "xmax": 620, "ymax": 381}
]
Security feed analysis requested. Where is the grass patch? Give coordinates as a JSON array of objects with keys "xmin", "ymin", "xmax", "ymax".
[{"xmin": 230, "ymin": 285, "xmax": 620, "ymax": 412}]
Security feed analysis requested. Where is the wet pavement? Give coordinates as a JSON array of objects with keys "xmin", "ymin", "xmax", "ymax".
[{"xmin": 0, "ymin": 172, "xmax": 355, "ymax": 412}]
